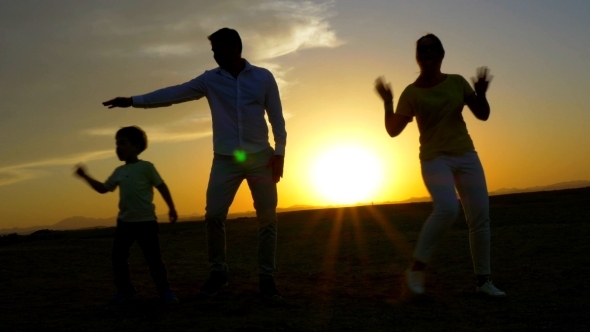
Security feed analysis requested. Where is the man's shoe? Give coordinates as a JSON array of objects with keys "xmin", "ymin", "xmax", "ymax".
[
  {"xmin": 405, "ymin": 269, "xmax": 425, "ymax": 295},
  {"xmin": 109, "ymin": 287, "xmax": 137, "ymax": 304},
  {"xmin": 161, "ymin": 290, "xmax": 179, "ymax": 304},
  {"xmin": 476, "ymin": 280, "xmax": 506, "ymax": 297},
  {"xmin": 200, "ymin": 271, "xmax": 228, "ymax": 296},
  {"xmin": 259, "ymin": 275, "xmax": 282, "ymax": 299}
]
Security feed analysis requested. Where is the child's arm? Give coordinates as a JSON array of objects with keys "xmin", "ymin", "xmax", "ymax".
[
  {"xmin": 156, "ymin": 183, "xmax": 178, "ymax": 223},
  {"xmin": 74, "ymin": 164, "xmax": 109, "ymax": 194}
]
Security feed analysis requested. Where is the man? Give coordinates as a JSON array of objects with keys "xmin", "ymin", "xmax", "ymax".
[{"xmin": 103, "ymin": 28, "xmax": 287, "ymax": 298}]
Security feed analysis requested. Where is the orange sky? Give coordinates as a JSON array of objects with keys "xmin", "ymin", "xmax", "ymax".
[{"xmin": 1, "ymin": 0, "xmax": 590, "ymax": 229}]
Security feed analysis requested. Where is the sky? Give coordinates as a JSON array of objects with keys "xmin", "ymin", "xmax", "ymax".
[{"xmin": 1, "ymin": 0, "xmax": 589, "ymax": 229}]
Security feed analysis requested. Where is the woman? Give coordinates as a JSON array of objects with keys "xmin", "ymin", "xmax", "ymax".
[{"xmin": 375, "ymin": 34, "xmax": 505, "ymax": 297}]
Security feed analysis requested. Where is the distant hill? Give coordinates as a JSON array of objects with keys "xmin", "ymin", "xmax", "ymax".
[
  {"xmin": 0, "ymin": 206, "xmax": 319, "ymax": 235},
  {"xmin": 0, "ymin": 216, "xmax": 118, "ymax": 236},
  {"xmin": 395, "ymin": 180, "xmax": 590, "ymax": 203},
  {"xmin": 53, "ymin": 216, "xmax": 116, "ymax": 230},
  {"xmin": 489, "ymin": 180, "xmax": 590, "ymax": 196},
  {"xmin": 2, "ymin": 180, "xmax": 589, "ymax": 235}
]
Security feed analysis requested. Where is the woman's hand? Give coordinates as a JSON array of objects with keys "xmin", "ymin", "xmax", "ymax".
[
  {"xmin": 375, "ymin": 77, "xmax": 393, "ymax": 103},
  {"xmin": 472, "ymin": 67, "xmax": 493, "ymax": 96},
  {"xmin": 467, "ymin": 67, "xmax": 492, "ymax": 121}
]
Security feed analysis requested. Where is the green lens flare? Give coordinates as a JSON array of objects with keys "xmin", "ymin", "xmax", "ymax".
[{"xmin": 234, "ymin": 149, "xmax": 247, "ymax": 163}]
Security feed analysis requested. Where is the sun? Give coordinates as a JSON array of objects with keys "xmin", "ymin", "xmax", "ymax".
[{"xmin": 309, "ymin": 144, "xmax": 384, "ymax": 205}]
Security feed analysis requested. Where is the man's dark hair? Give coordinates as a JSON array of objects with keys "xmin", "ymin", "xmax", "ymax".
[
  {"xmin": 116, "ymin": 126, "xmax": 148, "ymax": 153},
  {"xmin": 208, "ymin": 28, "xmax": 242, "ymax": 53},
  {"xmin": 416, "ymin": 33, "xmax": 445, "ymax": 56}
]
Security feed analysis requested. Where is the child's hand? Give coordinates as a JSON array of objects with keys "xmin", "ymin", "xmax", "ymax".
[
  {"xmin": 169, "ymin": 208, "xmax": 178, "ymax": 223},
  {"xmin": 74, "ymin": 164, "xmax": 87, "ymax": 178}
]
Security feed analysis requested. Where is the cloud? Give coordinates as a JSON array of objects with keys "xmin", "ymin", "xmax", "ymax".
[
  {"xmin": 85, "ymin": 114, "xmax": 213, "ymax": 143},
  {"xmin": 0, "ymin": 169, "xmax": 48, "ymax": 187},
  {"xmin": 0, "ymin": 150, "xmax": 113, "ymax": 187},
  {"xmin": 241, "ymin": 1, "xmax": 343, "ymax": 60},
  {"xmin": 89, "ymin": 0, "xmax": 342, "ymax": 90},
  {"xmin": 0, "ymin": 113, "xmax": 214, "ymax": 187},
  {"xmin": 89, "ymin": 1, "xmax": 341, "ymax": 57}
]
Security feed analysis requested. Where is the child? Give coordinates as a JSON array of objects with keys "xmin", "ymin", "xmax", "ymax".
[{"xmin": 74, "ymin": 126, "xmax": 179, "ymax": 304}]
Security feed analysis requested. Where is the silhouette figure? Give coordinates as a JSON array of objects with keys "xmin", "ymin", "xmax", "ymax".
[
  {"xmin": 375, "ymin": 34, "xmax": 505, "ymax": 297},
  {"xmin": 103, "ymin": 28, "xmax": 286, "ymax": 299},
  {"xmin": 74, "ymin": 126, "xmax": 179, "ymax": 304}
]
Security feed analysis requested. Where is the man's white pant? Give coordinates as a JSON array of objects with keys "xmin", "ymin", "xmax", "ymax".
[
  {"xmin": 205, "ymin": 147, "xmax": 278, "ymax": 276},
  {"xmin": 415, "ymin": 151, "xmax": 491, "ymax": 275}
]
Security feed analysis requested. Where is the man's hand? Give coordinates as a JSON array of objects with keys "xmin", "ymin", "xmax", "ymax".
[
  {"xmin": 375, "ymin": 76, "xmax": 394, "ymax": 103},
  {"xmin": 169, "ymin": 208, "xmax": 178, "ymax": 223},
  {"xmin": 267, "ymin": 155, "xmax": 284, "ymax": 183},
  {"xmin": 471, "ymin": 67, "xmax": 493, "ymax": 96},
  {"xmin": 103, "ymin": 97, "xmax": 133, "ymax": 109}
]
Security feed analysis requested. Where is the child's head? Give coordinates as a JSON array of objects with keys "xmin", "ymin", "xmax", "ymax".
[{"xmin": 115, "ymin": 126, "xmax": 148, "ymax": 161}]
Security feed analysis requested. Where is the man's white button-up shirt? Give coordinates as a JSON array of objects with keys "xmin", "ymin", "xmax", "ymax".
[{"xmin": 131, "ymin": 61, "xmax": 286, "ymax": 156}]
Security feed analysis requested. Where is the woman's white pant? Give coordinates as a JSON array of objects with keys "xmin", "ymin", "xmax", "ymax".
[{"xmin": 414, "ymin": 151, "xmax": 491, "ymax": 275}]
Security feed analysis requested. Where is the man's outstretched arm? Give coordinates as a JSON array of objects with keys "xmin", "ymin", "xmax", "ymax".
[{"xmin": 102, "ymin": 75, "xmax": 207, "ymax": 109}]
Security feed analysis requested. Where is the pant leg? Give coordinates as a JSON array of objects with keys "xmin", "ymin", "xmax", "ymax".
[
  {"xmin": 245, "ymin": 148, "xmax": 278, "ymax": 276},
  {"xmin": 112, "ymin": 220, "xmax": 136, "ymax": 292},
  {"xmin": 205, "ymin": 154, "xmax": 244, "ymax": 272},
  {"xmin": 454, "ymin": 151, "xmax": 491, "ymax": 275},
  {"xmin": 414, "ymin": 156, "xmax": 460, "ymax": 264},
  {"xmin": 135, "ymin": 221, "xmax": 171, "ymax": 294}
]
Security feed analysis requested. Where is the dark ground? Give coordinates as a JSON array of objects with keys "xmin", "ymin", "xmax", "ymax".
[{"xmin": 1, "ymin": 187, "xmax": 589, "ymax": 331}]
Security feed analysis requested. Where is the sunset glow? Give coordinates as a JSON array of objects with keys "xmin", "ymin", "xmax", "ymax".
[
  {"xmin": 1, "ymin": 1, "xmax": 590, "ymax": 230},
  {"xmin": 309, "ymin": 145, "xmax": 384, "ymax": 205}
]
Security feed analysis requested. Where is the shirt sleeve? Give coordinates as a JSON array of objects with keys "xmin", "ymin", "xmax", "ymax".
[
  {"xmin": 264, "ymin": 71, "xmax": 287, "ymax": 156},
  {"xmin": 132, "ymin": 72, "xmax": 208, "ymax": 108},
  {"xmin": 104, "ymin": 169, "xmax": 119, "ymax": 192},
  {"xmin": 145, "ymin": 162, "xmax": 164, "ymax": 187},
  {"xmin": 395, "ymin": 88, "xmax": 415, "ymax": 121}
]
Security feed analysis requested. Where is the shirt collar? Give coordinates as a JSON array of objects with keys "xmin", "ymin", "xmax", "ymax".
[{"xmin": 215, "ymin": 59, "xmax": 252, "ymax": 77}]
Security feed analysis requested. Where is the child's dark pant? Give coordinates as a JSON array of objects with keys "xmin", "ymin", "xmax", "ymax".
[{"xmin": 112, "ymin": 220, "xmax": 171, "ymax": 294}]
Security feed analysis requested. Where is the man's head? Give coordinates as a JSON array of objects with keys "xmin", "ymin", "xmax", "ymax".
[
  {"xmin": 115, "ymin": 126, "xmax": 147, "ymax": 161},
  {"xmin": 208, "ymin": 28, "xmax": 242, "ymax": 69}
]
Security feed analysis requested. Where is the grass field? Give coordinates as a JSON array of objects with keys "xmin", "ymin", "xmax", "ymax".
[{"xmin": 1, "ymin": 187, "xmax": 589, "ymax": 331}]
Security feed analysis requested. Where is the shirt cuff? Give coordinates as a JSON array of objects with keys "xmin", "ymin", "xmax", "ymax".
[
  {"xmin": 274, "ymin": 145, "xmax": 286, "ymax": 156},
  {"xmin": 130, "ymin": 95, "xmax": 145, "ymax": 108}
]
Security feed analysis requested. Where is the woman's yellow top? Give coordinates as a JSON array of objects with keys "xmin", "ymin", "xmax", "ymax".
[{"xmin": 396, "ymin": 74, "xmax": 476, "ymax": 161}]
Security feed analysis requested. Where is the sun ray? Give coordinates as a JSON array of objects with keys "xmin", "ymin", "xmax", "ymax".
[
  {"xmin": 299, "ymin": 208, "xmax": 331, "ymax": 248},
  {"xmin": 364, "ymin": 205, "xmax": 414, "ymax": 260},
  {"xmin": 350, "ymin": 208, "xmax": 370, "ymax": 268},
  {"xmin": 321, "ymin": 208, "xmax": 345, "ymax": 294}
]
